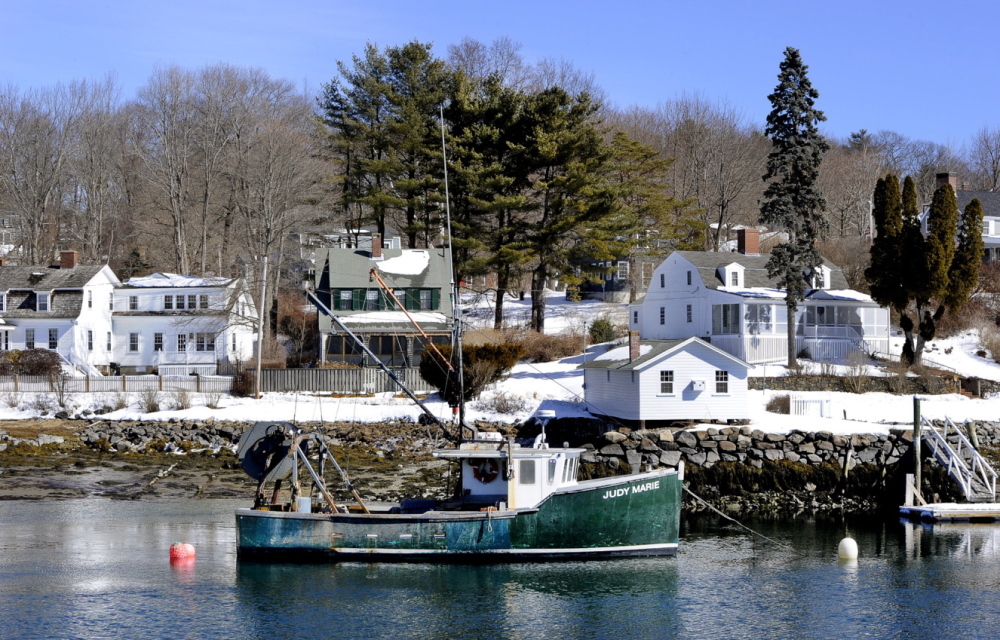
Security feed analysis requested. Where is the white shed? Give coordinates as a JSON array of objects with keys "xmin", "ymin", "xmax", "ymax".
[{"xmin": 580, "ymin": 336, "xmax": 751, "ymax": 425}]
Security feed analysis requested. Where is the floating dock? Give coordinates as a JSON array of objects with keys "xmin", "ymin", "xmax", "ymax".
[{"xmin": 900, "ymin": 503, "xmax": 1000, "ymax": 522}]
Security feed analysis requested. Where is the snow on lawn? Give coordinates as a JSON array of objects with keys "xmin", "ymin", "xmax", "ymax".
[{"xmin": 6, "ymin": 291, "xmax": 1000, "ymax": 437}]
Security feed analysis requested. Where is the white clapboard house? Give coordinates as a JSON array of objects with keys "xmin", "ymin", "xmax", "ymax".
[
  {"xmin": 628, "ymin": 229, "xmax": 890, "ymax": 364},
  {"xmin": 0, "ymin": 251, "xmax": 120, "ymax": 375},
  {"xmin": 580, "ymin": 333, "xmax": 751, "ymax": 425},
  {"xmin": 112, "ymin": 273, "xmax": 257, "ymax": 375}
]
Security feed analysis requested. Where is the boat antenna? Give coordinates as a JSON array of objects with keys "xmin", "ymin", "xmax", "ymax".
[{"xmin": 440, "ymin": 105, "xmax": 473, "ymax": 441}]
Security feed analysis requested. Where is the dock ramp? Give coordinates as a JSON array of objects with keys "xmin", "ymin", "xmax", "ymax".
[{"xmin": 922, "ymin": 417, "xmax": 997, "ymax": 503}]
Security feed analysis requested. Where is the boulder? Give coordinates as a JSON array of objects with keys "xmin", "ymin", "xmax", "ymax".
[
  {"xmin": 626, "ymin": 450, "xmax": 643, "ymax": 468},
  {"xmin": 686, "ymin": 452, "xmax": 707, "ymax": 466},
  {"xmin": 640, "ymin": 438, "xmax": 659, "ymax": 453},
  {"xmin": 37, "ymin": 434, "xmax": 65, "ymax": 445},
  {"xmin": 600, "ymin": 444, "xmax": 624, "ymax": 456},
  {"xmin": 658, "ymin": 431, "xmax": 675, "ymax": 444},
  {"xmin": 675, "ymin": 431, "xmax": 698, "ymax": 448},
  {"xmin": 659, "ymin": 450, "xmax": 681, "ymax": 467},
  {"xmin": 604, "ymin": 431, "xmax": 628, "ymax": 444}
]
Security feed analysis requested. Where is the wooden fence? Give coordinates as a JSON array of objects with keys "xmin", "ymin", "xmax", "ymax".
[
  {"xmin": 258, "ymin": 367, "xmax": 433, "ymax": 394},
  {"xmin": 0, "ymin": 375, "xmax": 233, "ymax": 394}
]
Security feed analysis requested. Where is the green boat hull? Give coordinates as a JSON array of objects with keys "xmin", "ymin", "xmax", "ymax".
[{"xmin": 236, "ymin": 469, "xmax": 682, "ymax": 562}]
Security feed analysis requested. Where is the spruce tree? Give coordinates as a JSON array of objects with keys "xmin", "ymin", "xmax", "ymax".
[
  {"xmin": 946, "ymin": 198, "xmax": 985, "ymax": 313},
  {"xmin": 866, "ymin": 175, "xmax": 908, "ymax": 312},
  {"xmin": 759, "ymin": 47, "xmax": 830, "ymax": 367}
]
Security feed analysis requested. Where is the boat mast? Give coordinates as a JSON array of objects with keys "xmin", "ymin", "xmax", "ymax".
[{"xmin": 440, "ymin": 106, "xmax": 472, "ymax": 440}]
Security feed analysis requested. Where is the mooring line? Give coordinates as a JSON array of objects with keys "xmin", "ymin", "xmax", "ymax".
[{"xmin": 683, "ymin": 486, "xmax": 807, "ymax": 557}]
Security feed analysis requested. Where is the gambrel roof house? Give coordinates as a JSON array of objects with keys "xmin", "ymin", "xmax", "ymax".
[
  {"xmin": 924, "ymin": 172, "xmax": 1000, "ymax": 262},
  {"xmin": 0, "ymin": 251, "xmax": 120, "ymax": 375},
  {"xmin": 629, "ymin": 229, "xmax": 890, "ymax": 364},
  {"xmin": 315, "ymin": 234, "xmax": 452, "ymax": 368},
  {"xmin": 580, "ymin": 335, "xmax": 751, "ymax": 426},
  {"xmin": 112, "ymin": 273, "xmax": 257, "ymax": 375}
]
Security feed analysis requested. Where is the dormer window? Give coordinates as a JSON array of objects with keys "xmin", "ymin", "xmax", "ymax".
[
  {"xmin": 720, "ymin": 263, "xmax": 744, "ymax": 288},
  {"xmin": 730, "ymin": 272, "xmax": 739, "ymax": 286},
  {"xmin": 37, "ymin": 292, "xmax": 49, "ymax": 312},
  {"xmin": 0, "ymin": 293, "xmax": 5, "ymax": 312},
  {"xmin": 811, "ymin": 265, "xmax": 830, "ymax": 290}
]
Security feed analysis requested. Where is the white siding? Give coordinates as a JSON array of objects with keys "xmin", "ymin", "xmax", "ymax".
[{"xmin": 584, "ymin": 368, "xmax": 640, "ymax": 421}]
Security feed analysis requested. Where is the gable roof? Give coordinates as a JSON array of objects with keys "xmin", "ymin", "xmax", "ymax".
[
  {"xmin": 0, "ymin": 264, "xmax": 110, "ymax": 291},
  {"xmin": 957, "ymin": 190, "xmax": 1000, "ymax": 218},
  {"xmin": 674, "ymin": 250, "xmax": 849, "ymax": 291},
  {"xmin": 318, "ymin": 247, "xmax": 451, "ymax": 291},
  {"xmin": 579, "ymin": 337, "xmax": 751, "ymax": 371}
]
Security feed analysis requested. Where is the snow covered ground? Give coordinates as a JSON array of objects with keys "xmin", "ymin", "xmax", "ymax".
[{"xmin": 5, "ymin": 291, "xmax": 1000, "ymax": 436}]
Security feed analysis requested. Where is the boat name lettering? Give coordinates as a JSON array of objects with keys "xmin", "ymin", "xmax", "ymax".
[{"xmin": 601, "ymin": 481, "xmax": 660, "ymax": 500}]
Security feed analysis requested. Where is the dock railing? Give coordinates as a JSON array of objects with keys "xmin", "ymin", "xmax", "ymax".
[{"xmin": 922, "ymin": 416, "xmax": 997, "ymax": 502}]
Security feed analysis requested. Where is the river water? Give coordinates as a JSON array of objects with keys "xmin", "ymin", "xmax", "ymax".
[{"xmin": 2, "ymin": 499, "xmax": 999, "ymax": 639}]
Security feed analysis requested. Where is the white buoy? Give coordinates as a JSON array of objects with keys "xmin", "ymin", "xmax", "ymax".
[{"xmin": 838, "ymin": 537, "xmax": 858, "ymax": 560}]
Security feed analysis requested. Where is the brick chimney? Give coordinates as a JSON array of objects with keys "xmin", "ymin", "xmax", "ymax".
[
  {"xmin": 371, "ymin": 233, "xmax": 382, "ymax": 260},
  {"xmin": 0, "ymin": 257, "xmax": 6, "ymax": 267},
  {"xmin": 629, "ymin": 330, "xmax": 640, "ymax": 362},
  {"xmin": 737, "ymin": 228, "xmax": 760, "ymax": 256},
  {"xmin": 936, "ymin": 172, "xmax": 958, "ymax": 191},
  {"xmin": 60, "ymin": 250, "xmax": 78, "ymax": 269}
]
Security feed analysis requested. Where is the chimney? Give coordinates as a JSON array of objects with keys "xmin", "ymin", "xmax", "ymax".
[
  {"xmin": 60, "ymin": 250, "xmax": 78, "ymax": 270},
  {"xmin": 629, "ymin": 330, "xmax": 640, "ymax": 362},
  {"xmin": 962, "ymin": 183, "xmax": 971, "ymax": 191},
  {"xmin": 371, "ymin": 233, "xmax": 382, "ymax": 260},
  {"xmin": 936, "ymin": 172, "xmax": 958, "ymax": 191},
  {"xmin": 737, "ymin": 228, "xmax": 760, "ymax": 256},
  {"xmin": 0, "ymin": 257, "xmax": 6, "ymax": 267}
]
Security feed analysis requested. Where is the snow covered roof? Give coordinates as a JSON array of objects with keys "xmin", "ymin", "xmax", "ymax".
[
  {"xmin": 716, "ymin": 286, "xmax": 787, "ymax": 299},
  {"xmin": 124, "ymin": 273, "xmax": 233, "ymax": 288},
  {"xmin": 375, "ymin": 250, "xmax": 430, "ymax": 276},
  {"xmin": 807, "ymin": 289, "xmax": 874, "ymax": 303},
  {"xmin": 341, "ymin": 311, "xmax": 447, "ymax": 325},
  {"xmin": 593, "ymin": 344, "xmax": 652, "ymax": 361}
]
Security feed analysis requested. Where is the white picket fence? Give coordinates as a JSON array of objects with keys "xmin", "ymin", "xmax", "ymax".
[{"xmin": 0, "ymin": 374, "xmax": 233, "ymax": 394}]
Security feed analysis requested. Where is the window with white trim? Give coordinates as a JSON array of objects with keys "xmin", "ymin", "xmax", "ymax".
[
  {"xmin": 87, "ymin": 291, "xmax": 93, "ymax": 308},
  {"xmin": 199, "ymin": 294, "xmax": 208, "ymax": 309},
  {"xmin": 187, "ymin": 295, "xmax": 196, "ymax": 309},
  {"xmin": 87, "ymin": 330, "xmax": 93, "ymax": 352},
  {"xmin": 164, "ymin": 295, "xmax": 173, "ymax": 310},
  {"xmin": 659, "ymin": 306, "xmax": 665, "ymax": 325},
  {"xmin": 175, "ymin": 295, "xmax": 185, "ymax": 310},
  {"xmin": 177, "ymin": 334, "xmax": 187, "ymax": 352},
  {"xmin": 129, "ymin": 332, "xmax": 139, "ymax": 352},
  {"xmin": 154, "ymin": 333, "xmax": 163, "ymax": 352},
  {"xmin": 128, "ymin": 295, "xmax": 137, "ymax": 311},
  {"xmin": 730, "ymin": 271, "xmax": 739, "ymax": 287},
  {"xmin": 660, "ymin": 273, "xmax": 665, "ymax": 288},
  {"xmin": 633, "ymin": 310, "xmax": 638, "ymax": 324},
  {"xmin": 712, "ymin": 304, "xmax": 740, "ymax": 335},
  {"xmin": 37, "ymin": 292, "xmax": 49, "ymax": 312},
  {"xmin": 519, "ymin": 460, "xmax": 536, "ymax": 485},
  {"xmin": 48, "ymin": 328, "xmax": 57, "ymax": 350},
  {"xmin": 687, "ymin": 270, "xmax": 692, "ymax": 286},
  {"xmin": 686, "ymin": 304, "xmax": 692, "ymax": 323},
  {"xmin": 715, "ymin": 370, "xmax": 729, "ymax": 394},
  {"xmin": 106, "ymin": 332, "xmax": 111, "ymax": 351},
  {"xmin": 0, "ymin": 293, "xmax": 5, "ymax": 312},
  {"xmin": 660, "ymin": 370, "xmax": 674, "ymax": 394},
  {"xmin": 25, "ymin": 328, "xmax": 34, "ymax": 349},
  {"xmin": 617, "ymin": 261, "xmax": 629, "ymax": 280}
]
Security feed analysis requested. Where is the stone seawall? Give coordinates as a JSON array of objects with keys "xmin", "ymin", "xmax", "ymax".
[{"xmin": 747, "ymin": 375, "xmax": 961, "ymax": 395}]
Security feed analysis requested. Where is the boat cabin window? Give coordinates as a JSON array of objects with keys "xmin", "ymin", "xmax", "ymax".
[
  {"xmin": 563, "ymin": 458, "xmax": 578, "ymax": 483},
  {"xmin": 519, "ymin": 460, "xmax": 536, "ymax": 485},
  {"xmin": 547, "ymin": 458, "xmax": 557, "ymax": 484}
]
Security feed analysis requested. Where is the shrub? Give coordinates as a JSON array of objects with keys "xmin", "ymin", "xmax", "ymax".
[
  {"xmin": 476, "ymin": 390, "xmax": 529, "ymax": 415},
  {"xmin": 588, "ymin": 318, "xmax": 617, "ymax": 344},
  {"xmin": 171, "ymin": 389, "xmax": 192, "ymax": 410},
  {"xmin": 1, "ymin": 391, "xmax": 21, "ymax": 409},
  {"xmin": 765, "ymin": 394, "xmax": 790, "ymax": 414},
  {"xmin": 980, "ymin": 325, "xmax": 1000, "ymax": 364},
  {"xmin": 418, "ymin": 342, "xmax": 524, "ymax": 405},
  {"xmin": 231, "ymin": 370, "xmax": 255, "ymax": 397},
  {"xmin": 205, "ymin": 392, "xmax": 223, "ymax": 409},
  {"xmin": 514, "ymin": 331, "xmax": 583, "ymax": 363},
  {"xmin": 0, "ymin": 349, "xmax": 63, "ymax": 375},
  {"xmin": 138, "ymin": 389, "xmax": 161, "ymax": 413}
]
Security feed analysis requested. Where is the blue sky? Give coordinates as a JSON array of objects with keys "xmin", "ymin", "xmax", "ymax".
[{"xmin": 2, "ymin": 1, "xmax": 998, "ymax": 146}]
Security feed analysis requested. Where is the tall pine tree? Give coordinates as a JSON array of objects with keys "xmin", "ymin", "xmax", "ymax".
[{"xmin": 759, "ymin": 47, "xmax": 830, "ymax": 367}]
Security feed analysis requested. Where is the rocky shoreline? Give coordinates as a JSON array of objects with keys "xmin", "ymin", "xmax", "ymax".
[{"xmin": 2, "ymin": 417, "xmax": 995, "ymax": 515}]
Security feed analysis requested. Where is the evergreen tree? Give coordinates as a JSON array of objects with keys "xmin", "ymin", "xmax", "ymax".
[
  {"xmin": 865, "ymin": 175, "xmax": 908, "ymax": 312},
  {"xmin": 946, "ymin": 198, "xmax": 985, "ymax": 313},
  {"xmin": 758, "ymin": 47, "xmax": 830, "ymax": 367},
  {"xmin": 601, "ymin": 132, "xmax": 703, "ymax": 302}
]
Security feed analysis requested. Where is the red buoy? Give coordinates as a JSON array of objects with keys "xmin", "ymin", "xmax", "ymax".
[{"xmin": 169, "ymin": 542, "xmax": 196, "ymax": 561}]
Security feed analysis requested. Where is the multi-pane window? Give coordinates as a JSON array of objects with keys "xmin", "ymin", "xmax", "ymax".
[
  {"xmin": 106, "ymin": 332, "xmax": 111, "ymax": 351},
  {"xmin": 164, "ymin": 295, "xmax": 173, "ymax": 310},
  {"xmin": 87, "ymin": 291, "xmax": 93, "ymax": 308},
  {"xmin": 339, "ymin": 290, "xmax": 353, "ymax": 310},
  {"xmin": 37, "ymin": 292, "xmax": 49, "ymax": 312},
  {"xmin": 366, "ymin": 290, "xmax": 379, "ymax": 310},
  {"xmin": 129, "ymin": 333, "xmax": 139, "ymax": 352},
  {"xmin": 712, "ymin": 304, "xmax": 740, "ymax": 335},
  {"xmin": 715, "ymin": 370, "xmax": 729, "ymax": 394},
  {"xmin": 746, "ymin": 304, "xmax": 773, "ymax": 334},
  {"xmin": 109, "ymin": 295, "xmax": 113, "ymax": 310},
  {"xmin": 814, "ymin": 269, "xmax": 825, "ymax": 289},
  {"xmin": 87, "ymin": 330, "xmax": 93, "ymax": 352},
  {"xmin": 177, "ymin": 334, "xmax": 187, "ymax": 352},
  {"xmin": 617, "ymin": 261, "xmax": 629, "ymax": 280},
  {"xmin": 659, "ymin": 306, "xmax": 665, "ymax": 325},
  {"xmin": 195, "ymin": 333, "xmax": 215, "ymax": 352},
  {"xmin": 0, "ymin": 332, "xmax": 8, "ymax": 350},
  {"xmin": 686, "ymin": 304, "xmax": 692, "ymax": 323},
  {"xmin": 730, "ymin": 271, "xmax": 739, "ymax": 287},
  {"xmin": 199, "ymin": 294, "xmax": 208, "ymax": 309},
  {"xmin": 687, "ymin": 270, "xmax": 692, "ymax": 286},
  {"xmin": 128, "ymin": 295, "xmax": 137, "ymax": 311},
  {"xmin": 25, "ymin": 328, "xmax": 34, "ymax": 349},
  {"xmin": 660, "ymin": 273, "xmax": 665, "ymax": 288},
  {"xmin": 420, "ymin": 289, "xmax": 433, "ymax": 310},
  {"xmin": 660, "ymin": 370, "xmax": 674, "ymax": 394},
  {"xmin": 633, "ymin": 310, "xmax": 638, "ymax": 324},
  {"xmin": 154, "ymin": 333, "xmax": 163, "ymax": 352},
  {"xmin": 48, "ymin": 328, "xmax": 57, "ymax": 350},
  {"xmin": 187, "ymin": 295, "xmax": 196, "ymax": 309},
  {"xmin": 175, "ymin": 295, "xmax": 185, "ymax": 310}
]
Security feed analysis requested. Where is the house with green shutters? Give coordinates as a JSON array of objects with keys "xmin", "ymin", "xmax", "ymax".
[{"xmin": 314, "ymin": 235, "xmax": 453, "ymax": 367}]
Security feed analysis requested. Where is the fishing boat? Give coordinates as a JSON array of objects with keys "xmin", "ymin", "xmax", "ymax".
[{"xmin": 234, "ymin": 416, "xmax": 683, "ymax": 562}]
